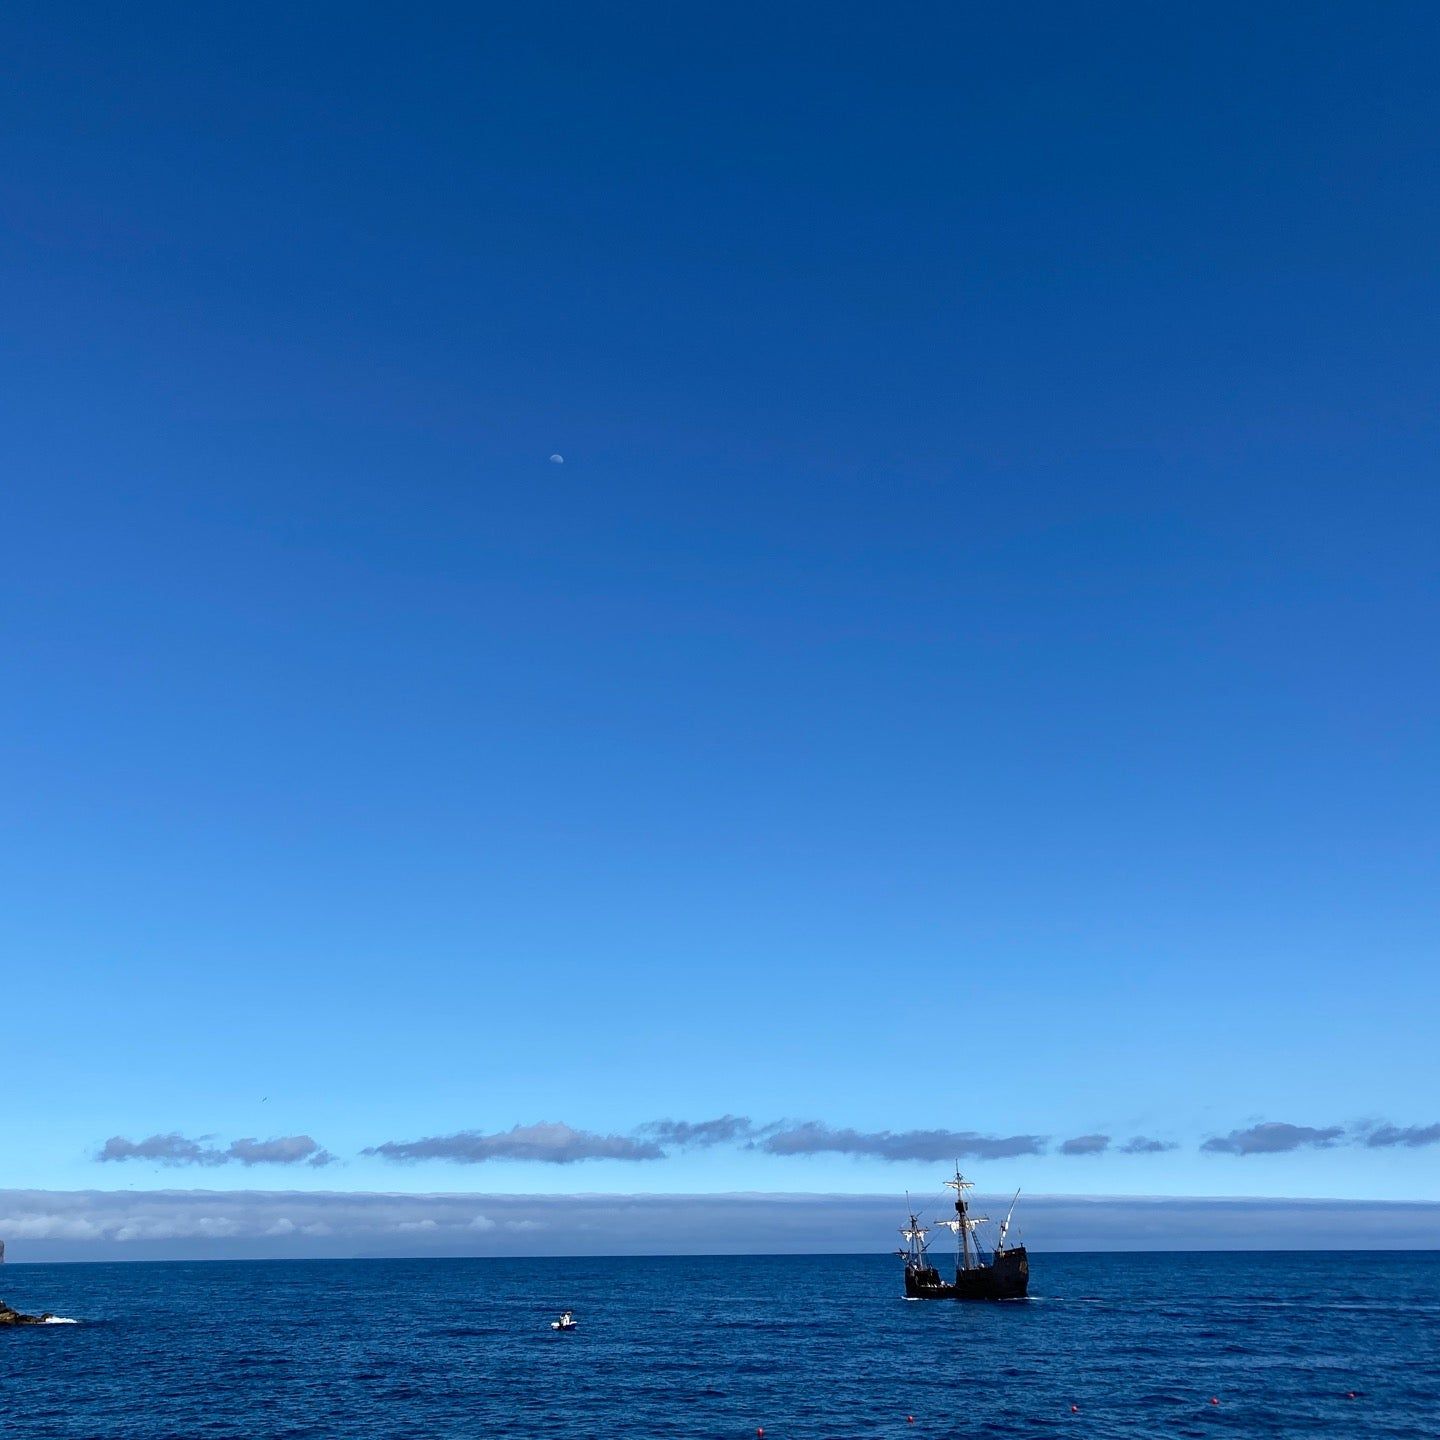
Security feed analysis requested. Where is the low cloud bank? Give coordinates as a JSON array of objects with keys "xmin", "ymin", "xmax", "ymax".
[{"xmin": 3, "ymin": 1189, "xmax": 1436, "ymax": 1263}]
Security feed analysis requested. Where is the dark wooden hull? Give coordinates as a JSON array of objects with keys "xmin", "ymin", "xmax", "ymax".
[{"xmin": 904, "ymin": 1246, "xmax": 1028, "ymax": 1300}]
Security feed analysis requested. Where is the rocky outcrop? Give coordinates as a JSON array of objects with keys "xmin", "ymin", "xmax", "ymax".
[{"xmin": 0, "ymin": 1298, "xmax": 53, "ymax": 1325}]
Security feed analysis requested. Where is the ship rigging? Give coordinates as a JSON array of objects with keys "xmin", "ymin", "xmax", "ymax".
[{"xmin": 897, "ymin": 1168, "xmax": 1029, "ymax": 1300}]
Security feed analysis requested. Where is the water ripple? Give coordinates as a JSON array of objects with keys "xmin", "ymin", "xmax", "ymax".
[{"xmin": 1, "ymin": 1252, "xmax": 1436, "ymax": 1438}]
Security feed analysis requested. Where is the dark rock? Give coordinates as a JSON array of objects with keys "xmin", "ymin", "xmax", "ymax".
[{"xmin": 0, "ymin": 1298, "xmax": 53, "ymax": 1325}]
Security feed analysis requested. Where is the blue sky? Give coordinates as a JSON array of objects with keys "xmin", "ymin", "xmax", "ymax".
[{"xmin": 2, "ymin": 3, "xmax": 1437, "ymax": 1215}]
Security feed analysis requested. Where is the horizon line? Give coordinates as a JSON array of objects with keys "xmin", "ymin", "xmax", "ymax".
[
  {"xmin": 9, "ymin": 1185, "xmax": 1439, "ymax": 1204},
  {"xmin": 8, "ymin": 1244, "xmax": 1440, "ymax": 1268}
]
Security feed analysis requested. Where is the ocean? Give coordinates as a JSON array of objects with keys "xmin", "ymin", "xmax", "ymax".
[{"xmin": 2, "ymin": 1251, "xmax": 1436, "ymax": 1437}]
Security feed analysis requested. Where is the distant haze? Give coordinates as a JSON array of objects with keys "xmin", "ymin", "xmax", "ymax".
[{"xmin": 3, "ymin": 1190, "xmax": 1437, "ymax": 1263}]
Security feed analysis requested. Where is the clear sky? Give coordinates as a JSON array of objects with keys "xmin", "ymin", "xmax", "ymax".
[{"xmin": 2, "ymin": 3, "xmax": 1437, "ymax": 1214}]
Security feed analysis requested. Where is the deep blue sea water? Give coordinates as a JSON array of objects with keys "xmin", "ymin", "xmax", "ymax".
[{"xmin": 3, "ymin": 1252, "xmax": 1437, "ymax": 1438}]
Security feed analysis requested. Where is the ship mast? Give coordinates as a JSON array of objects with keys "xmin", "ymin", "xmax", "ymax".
[
  {"xmin": 997, "ymin": 1188, "xmax": 1021, "ymax": 1253},
  {"xmin": 934, "ymin": 1168, "xmax": 990, "ymax": 1271},
  {"xmin": 897, "ymin": 1210, "xmax": 930, "ymax": 1267}
]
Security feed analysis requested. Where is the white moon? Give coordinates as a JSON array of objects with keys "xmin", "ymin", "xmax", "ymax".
[{"xmin": 549, "ymin": 453, "xmax": 564, "ymax": 464}]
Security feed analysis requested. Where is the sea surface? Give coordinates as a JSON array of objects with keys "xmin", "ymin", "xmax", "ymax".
[{"xmin": 2, "ymin": 1252, "xmax": 1436, "ymax": 1438}]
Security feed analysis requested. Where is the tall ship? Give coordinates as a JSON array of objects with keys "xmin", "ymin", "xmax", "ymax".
[{"xmin": 897, "ymin": 1170, "xmax": 1028, "ymax": 1300}]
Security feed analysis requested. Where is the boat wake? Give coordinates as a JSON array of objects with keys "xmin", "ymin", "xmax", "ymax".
[{"xmin": 42, "ymin": 1316, "xmax": 79, "ymax": 1325}]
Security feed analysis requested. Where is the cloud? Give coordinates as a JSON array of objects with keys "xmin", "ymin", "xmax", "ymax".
[
  {"xmin": 99, "ymin": 1134, "xmax": 227, "ymax": 1166},
  {"xmin": 759, "ymin": 1122, "xmax": 1046, "ymax": 1162},
  {"xmin": 1120, "ymin": 1136, "xmax": 1177, "ymax": 1154},
  {"xmin": 112, "ymin": 1215, "xmax": 245, "ymax": 1241},
  {"xmin": 97, "ymin": 1116, "xmax": 1440, "ymax": 1173},
  {"xmin": 362, "ymin": 1121, "xmax": 664, "ymax": 1164},
  {"xmin": 1201, "ymin": 1122, "xmax": 1346, "ymax": 1155},
  {"xmin": 0, "ymin": 1213, "xmax": 107, "ymax": 1240},
  {"xmin": 1357, "ymin": 1122, "xmax": 1440, "ymax": 1149},
  {"xmin": 99, "ymin": 1134, "xmax": 334, "ymax": 1167},
  {"xmin": 639, "ymin": 1115, "xmax": 755, "ymax": 1148},
  {"xmin": 263, "ymin": 1218, "xmax": 333, "ymax": 1238},
  {"xmin": 1060, "ymin": 1134, "xmax": 1110, "ymax": 1156},
  {"xmin": 226, "ymin": 1136, "xmax": 335, "ymax": 1167}
]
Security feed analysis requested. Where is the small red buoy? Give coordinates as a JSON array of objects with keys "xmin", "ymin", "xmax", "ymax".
[
  {"xmin": 907, "ymin": 1418, "xmax": 914, "ymax": 1425},
  {"xmin": 1347, "ymin": 1392, "xmax": 1357, "ymax": 1400},
  {"xmin": 1070, "ymin": 1404, "xmax": 1080, "ymax": 1413},
  {"xmin": 1209, "ymin": 1397, "xmax": 1220, "ymax": 1406}
]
